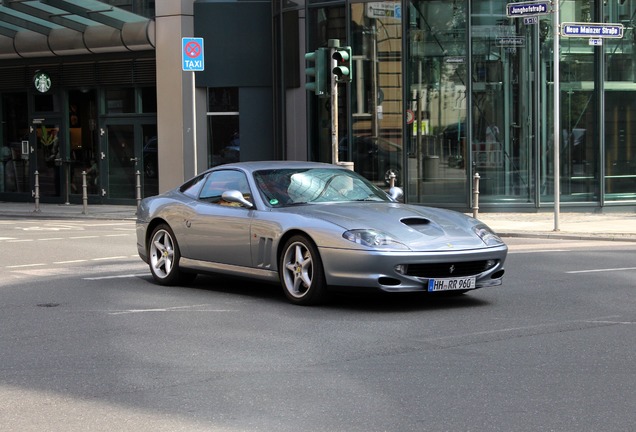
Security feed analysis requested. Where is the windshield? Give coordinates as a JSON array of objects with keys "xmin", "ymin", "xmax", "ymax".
[{"xmin": 253, "ymin": 168, "xmax": 391, "ymax": 207}]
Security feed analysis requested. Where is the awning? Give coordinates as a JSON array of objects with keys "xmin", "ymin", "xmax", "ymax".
[{"xmin": 0, "ymin": 0, "xmax": 155, "ymax": 59}]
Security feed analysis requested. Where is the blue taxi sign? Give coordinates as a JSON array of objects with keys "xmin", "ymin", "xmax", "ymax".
[{"xmin": 182, "ymin": 37, "xmax": 204, "ymax": 71}]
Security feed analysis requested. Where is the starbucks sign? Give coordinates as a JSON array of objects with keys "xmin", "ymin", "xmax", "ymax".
[{"xmin": 34, "ymin": 72, "xmax": 51, "ymax": 93}]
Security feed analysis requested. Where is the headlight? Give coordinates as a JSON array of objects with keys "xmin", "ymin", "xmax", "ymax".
[
  {"xmin": 343, "ymin": 229, "xmax": 409, "ymax": 250},
  {"xmin": 473, "ymin": 224, "xmax": 504, "ymax": 246}
]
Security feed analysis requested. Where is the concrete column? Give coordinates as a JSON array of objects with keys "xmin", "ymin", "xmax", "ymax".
[{"xmin": 155, "ymin": 0, "xmax": 205, "ymax": 192}]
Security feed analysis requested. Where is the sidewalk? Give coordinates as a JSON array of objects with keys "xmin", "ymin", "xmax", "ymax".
[{"xmin": 1, "ymin": 201, "xmax": 635, "ymax": 241}]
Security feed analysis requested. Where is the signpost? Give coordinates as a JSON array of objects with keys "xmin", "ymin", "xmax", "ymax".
[
  {"xmin": 561, "ymin": 22, "xmax": 624, "ymax": 39},
  {"xmin": 182, "ymin": 37, "xmax": 204, "ymax": 175},
  {"xmin": 506, "ymin": 1, "xmax": 624, "ymax": 231},
  {"xmin": 505, "ymin": 1, "xmax": 551, "ymax": 18}
]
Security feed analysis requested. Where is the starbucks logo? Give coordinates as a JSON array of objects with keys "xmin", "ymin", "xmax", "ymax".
[{"xmin": 34, "ymin": 72, "xmax": 51, "ymax": 93}]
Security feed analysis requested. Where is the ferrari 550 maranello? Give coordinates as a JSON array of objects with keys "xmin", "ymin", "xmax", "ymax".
[{"xmin": 136, "ymin": 161, "xmax": 507, "ymax": 305}]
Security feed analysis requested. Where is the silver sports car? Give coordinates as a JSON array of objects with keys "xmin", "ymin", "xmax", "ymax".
[{"xmin": 136, "ymin": 161, "xmax": 507, "ymax": 305}]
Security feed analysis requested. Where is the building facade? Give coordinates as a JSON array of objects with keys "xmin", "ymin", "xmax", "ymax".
[
  {"xmin": 0, "ymin": 0, "xmax": 158, "ymax": 204},
  {"xmin": 1, "ymin": 0, "xmax": 635, "ymax": 213},
  {"xmin": 274, "ymin": 0, "xmax": 636, "ymax": 211}
]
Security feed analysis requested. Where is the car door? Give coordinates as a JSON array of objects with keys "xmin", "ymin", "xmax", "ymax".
[{"xmin": 184, "ymin": 169, "xmax": 254, "ymax": 267}]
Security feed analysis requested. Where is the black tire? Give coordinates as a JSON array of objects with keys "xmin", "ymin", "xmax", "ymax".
[
  {"xmin": 279, "ymin": 235, "xmax": 327, "ymax": 305},
  {"xmin": 148, "ymin": 224, "xmax": 196, "ymax": 285}
]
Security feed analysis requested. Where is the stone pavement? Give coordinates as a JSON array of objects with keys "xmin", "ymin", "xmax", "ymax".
[{"xmin": 1, "ymin": 201, "xmax": 635, "ymax": 241}]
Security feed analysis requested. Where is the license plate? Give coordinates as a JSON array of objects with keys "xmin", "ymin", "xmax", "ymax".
[{"xmin": 427, "ymin": 276, "xmax": 475, "ymax": 292}]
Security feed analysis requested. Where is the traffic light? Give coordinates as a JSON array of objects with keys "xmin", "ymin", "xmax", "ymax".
[
  {"xmin": 332, "ymin": 46, "xmax": 352, "ymax": 83},
  {"xmin": 305, "ymin": 48, "xmax": 328, "ymax": 97}
]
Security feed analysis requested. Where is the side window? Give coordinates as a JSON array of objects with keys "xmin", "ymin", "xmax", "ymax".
[
  {"xmin": 180, "ymin": 174, "xmax": 207, "ymax": 198},
  {"xmin": 199, "ymin": 170, "xmax": 251, "ymax": 203}
]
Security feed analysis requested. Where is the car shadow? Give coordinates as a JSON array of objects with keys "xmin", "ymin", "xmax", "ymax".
[{"xmin": 140, "ymin": 274, "xmax": 490, "ymax": 312}]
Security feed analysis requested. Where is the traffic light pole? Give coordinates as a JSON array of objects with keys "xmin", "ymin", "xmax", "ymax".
[{"xmin": 329, "ymin": 40, "xmax": 339, "ymax": 165}]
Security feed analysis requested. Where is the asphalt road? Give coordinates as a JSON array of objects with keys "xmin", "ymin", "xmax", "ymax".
[{"xmin": 1, "ymin": 218, "xmax": 635, "ymax": 432}]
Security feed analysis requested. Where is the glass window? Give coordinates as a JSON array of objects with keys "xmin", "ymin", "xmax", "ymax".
[
  {"xmin": 349, "ymin": 3, "xmax": 403, "ymax": 188},
  {"xmin": 181, "ymin": 173, "xmax": 207, "ymax": 198},
  {"xmin": 141, "ymin": 87, "xmax": 157, "ymax": 113},
  {"xmin": 1, "ymin": 93, "xmax": 29, "ymax": 193},
  {"xmin": 199, "ymin": 169, "xmax": 251, "ymax": 204},
  {"xmin": 472, "ymin": 0, "xmax": 537, "ymax": 205},
  {"xmin": 105, "ymin": 88, "xmax": 135, "ymax": 113},
  {"xmin": 208, "ymin": 88, "xmax": 240, "ymax": 167},
  {"xmin": 603, "ymin": 0, "xmax": 636, "ymax": 201},
  {"xmin": 406, "ymin": 0, "xmax": 467, "ymax": 203}
]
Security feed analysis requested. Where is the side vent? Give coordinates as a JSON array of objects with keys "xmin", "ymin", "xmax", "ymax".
[{"xmin": 257, "ymin": 237, "xmax": 273, "ymax": 269}]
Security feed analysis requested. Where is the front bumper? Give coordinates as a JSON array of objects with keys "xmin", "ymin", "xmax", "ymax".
[{"xmin": 319, "ymin": 245, "xmax": 507, "ymax": 292}]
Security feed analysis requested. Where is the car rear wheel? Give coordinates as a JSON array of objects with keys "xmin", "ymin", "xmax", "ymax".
[
  {"xmin": 148, "ymin": 224, "xmax": 196, "ymax": 285},
  {"xmin": 279, "ymin": 235, "xmax": 327, "ymax": 305}
]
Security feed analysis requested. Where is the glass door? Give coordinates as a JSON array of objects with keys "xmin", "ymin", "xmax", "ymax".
[
  {"xmin": 103, "ymin": 121, "xmax": 157, "ymax": 201},
  {"xmin": 106, "ymin": 124, "xmax": 137, "ymax": 200},
  {"xmin": 32, "ymin": 118, "xmax": 62, "ymax": 199}
]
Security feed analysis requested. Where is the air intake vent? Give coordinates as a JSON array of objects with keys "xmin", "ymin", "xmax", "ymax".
[{"xmin": 401, "ymin": 218, "xmax": 431, "ymax": 227}]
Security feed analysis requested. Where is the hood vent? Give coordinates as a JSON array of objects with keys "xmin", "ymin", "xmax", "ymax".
[
  {"xmin": 401, "ymin": 217, "xmax": 443, "ymax": 236},
  {"xmin": 401, "ymin": 217, "xmax": 431, "ymax": 227}
]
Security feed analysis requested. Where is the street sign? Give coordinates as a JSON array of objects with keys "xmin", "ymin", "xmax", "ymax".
[
  {"xmin": 366, "ymin": 2, "xmax": 401, "ymax": 19},
  {"xmin": 182, "ymin": 37, "xmax": 205, "ymax": 71},
  {"xmin": 524, "ymin": 16, "xmax": 539, "ymax": 25},
  {"xmin": 561, "ymin": 22, "xmax": 624, "ymax": 38},
  {"xmin": 506, "ymin": 1, "xmax": 551, "ymax": 18},
  {"xmin": 496, "ymin": 36, "xmax": 525, "ymax": 47}
]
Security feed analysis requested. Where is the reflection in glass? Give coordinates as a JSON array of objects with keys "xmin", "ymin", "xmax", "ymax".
[
  {"xmin": 407, "ymin": 0, "xmax": 467, "ymax": 203},
  {"xmin": 349, "ymin": 3, "xmax": 403, "ymax": 188},
  {"xmin": 107, "ymin": 125, "xmax": 135, "ymax": 199}
]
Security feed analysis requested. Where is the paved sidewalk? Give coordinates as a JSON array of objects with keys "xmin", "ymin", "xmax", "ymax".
[{"xmin": 1, "ymin": 201, "xmax": 635, "ymax": 241}]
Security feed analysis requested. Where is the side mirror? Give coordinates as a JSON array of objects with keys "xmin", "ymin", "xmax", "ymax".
[
  {"xmin": 388, "ymin": 187, "xmax": 404, "ymax": 202},
  {"xmin": 221, "ymin": 190, "xmax": 254, "ymax": 208}
]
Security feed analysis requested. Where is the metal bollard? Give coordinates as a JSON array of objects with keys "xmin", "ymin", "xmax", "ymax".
[
  {"xmin": 33, "ymin": 170, "xmax": 41, "ymax": 213},
  {"xmin": 82, "ymin": 171, "xmax": 88, "ymax": 214},
  {"xmin": 135, "ymin": 170, "xmax": 142, "ymax": 209},
  {"xmin": 472, "ymin": 172, "xmax": 480, "ymax": 219}
]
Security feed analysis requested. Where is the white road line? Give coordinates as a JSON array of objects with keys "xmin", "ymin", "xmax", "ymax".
[
  {"xmin": 39, "ymin": 237, "xmax": 64, "ymax": 241},
  {"xmin": 104, "ymin": 234, "xmax": 130, "ymax": 237},
  {"xmin": 91, "ymin": 256, "xmax": 129, "ymax": 261},
  {"xmin": 84, "ymin": 273, "xmax": 148, "ymax": 280},
  {"xmin": 567, "ymin": 267, "xmax": 636, "ymax": 274},
  {"xmin": 7, "ymin": 263, "xmax": 46, "ymax": 268},
  {"xmin": 54, "ymin": 260, "xmax": 88, "ymax": 264},
  {"xmin": 69, "ymin": 236, "xmax": 99, "ymax": 239},
  {"xmin": 7, "ymin": 239, "xmax": 33, "ymax": 242},
  {"xmin": 108, "ymin": 304, "xmax": 238, "ymax": 315},
  {"xmin": 509, "ymin": 250, "xmax": 571, "ymax": 254}
]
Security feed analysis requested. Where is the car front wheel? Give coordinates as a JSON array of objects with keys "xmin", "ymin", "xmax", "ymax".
[
  {"xmin": 279, "ymin": 235, "xmax": 327, "ymax": 305},
  {"xmin": 148, "ymin": 224, "xmax": 196, "ymax": 285}
]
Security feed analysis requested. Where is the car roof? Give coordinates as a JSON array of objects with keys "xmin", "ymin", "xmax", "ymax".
[{"xmin": 209, "ymin": 160, "xmax": 343, "ymax": 174}]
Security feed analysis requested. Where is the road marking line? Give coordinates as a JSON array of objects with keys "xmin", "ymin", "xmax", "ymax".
[
  {"xmin": 91, "ymin": 256, "xmax": 129, "ymax": 261},
  {"xmin": 54, "ymin": 260, "xmax": 88, "ymax": 264},
  {"xmin": 39, "ymin": 237, "xmax": 64, "ymax": 241},
  {"xmin": 107, "ymin": 304, "xmax": 238, "ymax": 315},
  {"xmin": 567, "ymin": 267, "xmax": 636, "ymax": 274},
  {"xmin": 7, "ymin": 263, "xmax": 46, "ymax": 268},
  {"xmin": 84, "ymin": 273, "xmax": 147, "ymax": 280},
  {"xmin": 7, "ymin": 239, "xmax": 33, "ymax": 242},
  {"xmin": 508, "ymin": 249, "xmax": 570, "ymax": 254},
  {"xmin": 104, "ymin": 234, "xmax": 130, "ymax": 237},
  {"xmin": 69, "ymin": 236, "xmax": 99, "ymax": 239}
]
